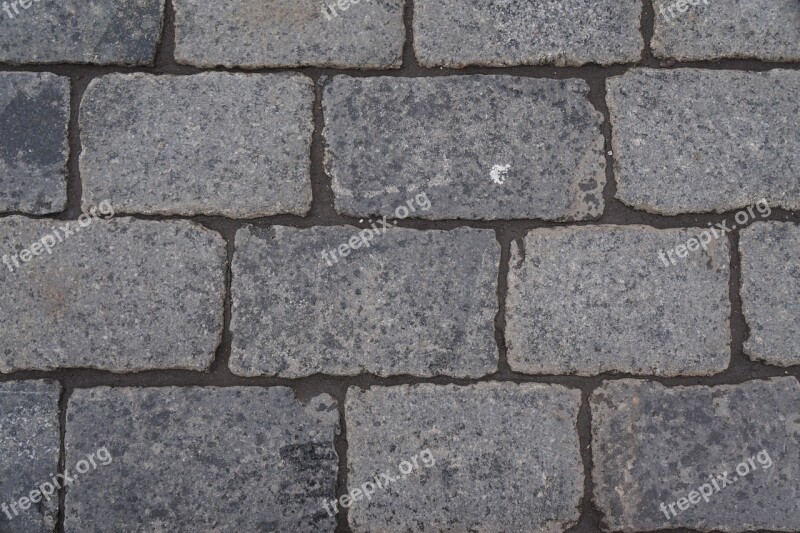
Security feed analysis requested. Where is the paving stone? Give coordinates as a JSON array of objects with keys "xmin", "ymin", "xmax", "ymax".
[
  {"xmin": 345, "ymin": 383, "xmax": 583, "ymax": 532},
  {"xmin": 65, "ymin": 386, "xmax": 338, "ymax": 531},
  {"xmin": 173, "ymin": 0, "xmax": 404, "ymax": 69},
  {"xmin": 592, "ymin": 378, "xmax": 800, "ymax": 531},
  {"xmin": 0, "ymin": 72, "xmax": 68, "ymax": 215},
  {"xmin": 231, "ymin": 226, "xmax": 498, "ymax": 378},
  {"xmin": 0, "ymin": 381, "xmax": 60, "ymax": 533},
  {"xmin": 506, "ymin": 225, "xmax": 730, "ymax": 376},
  {"xmin": 0, "ymin": 0, "xmax": 164, "ymax": 65},
  {"xmin": 609, "ymin": 68, "xmax": 800, "ymax": 215},
  {"xmin": 324, "ymin": 76, "xmax": 605, "ymax": 221},
  {"xmin": 80, "ymin": 73, "xmax": 313, "ymax": 218},
  {"xmin": 740, "ymin": 222, "xmax": 800, "ymax": 367},
  {"xmin": 0, "ymin": 217, "xmax": 225, "ymax": 372},
  {"xmin": 413, "ymin": 0, "xmax": 643, "ymax": 67},
  {"xmin": 652, "ymin": 0, "xmax": 800, "ymax": 62}
]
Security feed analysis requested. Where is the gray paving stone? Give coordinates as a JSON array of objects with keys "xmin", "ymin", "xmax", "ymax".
[
  {"xmin": 345, "ymin": 383, "xmax": 583, "ymax": 532},
  {"xmin": 592, "ymin": 378, "xmax": 800, "ymax": 531},
  {"xmin": 413, "ymin": 0, "xmax": 643, "ymax": 67},
  {"xmin": 324, "ymin": 76, "xmax": 605, "ymax": 221},
  {"xmin": 506, "ymin": 225, "xmax": 730, "ymax": 376},
  {"xmin": 652, "ymin": 0, "xmax": 800, "ymax": 62},
  {"xmin": 740, "ymin": 222, "xmax": 800, "ymax": 367},
  {"xmin": 80, "ymin": 73, "xmax": 313, "ymax": 218},
  {"xmin": 609, "ymin": 69, "xmax": 800, "ymax": 215},
  {"xmin": 0, "ymin": 72, "xmax": 68, "ymax": 215},
  {"xmin": 0, "ymin": 217, "xmax": 225, "ymax": 372},
  {"xmin": 173, "ymin": 0, "xmax": 404, "ymax": 69},
  {"xmin": 65, "ymin": 386, "xmax": 338, "ymax": 532},
  {"xmin": 231, "ymin": 226, "xmax": 498, "ymax": 378},
  {"xmin": 0, "ymin": 0, "xmax": 164, "ymax": 65}
]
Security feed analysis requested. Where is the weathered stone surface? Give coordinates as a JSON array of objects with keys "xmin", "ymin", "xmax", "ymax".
[
  {"xmin": 346, "ymin": 383, "xmax": 583, "ymax": 532},
  {"xmin": 609, "ymin": 69, "xmax": 800, "ymax": 214},
  {"xmin": 231, "ymin": 226, "xmax": 498, "ymax": 377},
  {"xmin": 592, "ymin": 378, "xmax": 800, "ymax": 531},
  {"xmin": 652, "ymin": 0, "xmax": 800, "ymax": 61},
  {"xmin": 173, "ymin": 0, "xmax": 404, "ymax": 68},
  {"xmin": 65, "ymin": 386, "xmax": 338, "ymax": 531},
  {"xmin": 0, "ymin": 73, "xmax": 68, "ymax": 214},
  {"xmin": 0, "ymin": 217, "xmax": 225, "ymax": 372},
  {"xmin": 80, "ymin": 73, "xmax": 313, "ymax": 218},
  {"xmin": 413, "ymin": 0, "xmax": 643, "ymax": 67},
  {"xmin": 740, "ymin": 222, "xmax": 800, "ymax": 367},
  {"xmin": 0, "ymin": 381, "xmax": 60, "ymax": 533},
  {"xmin": 324, "ymin": 76, "xmax": 605, "ymax": 220},
  {"xmin": 0, "ymin": 0, "xmax": 164, "ymax": 65},
  {"xmin": 506, "ymin": 225, "xmax": 730, "ymax": 375}
]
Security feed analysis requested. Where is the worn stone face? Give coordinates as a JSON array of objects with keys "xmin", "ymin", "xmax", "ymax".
[
  {"xmin": 345, "ymin": 383, "xmax": 583, "ymax": 532},
  {"xmin": 324, "ymin": 76, "xmax": 605, "ymax": 221},
  {"xmin": 0, "ymin": 381, "xmax": 60, "ymax": 533},
  {"xmin": 506, "ymin": 226, "xmax": 730, "ymax": 376},
  {"xmin": 173, "ymin": 0, "xmax": 404, "ymax": 68},
  {"xmin": 230, "ymin": 226, "xmax": 498, "ymax": 378},
  {"xmin": 0, "ymin": 217, "xmax": 225, "ymax": 372},
  {"xmin": 592, "ymin": 378, "xmax": 800, "ymax": 532},
  {"xmin": 65, "ymin": 387, "xmax": 339, "ymax": 531},
  {"xmin": 0, "ymin": 73, "xmax": 68, "ymax": 215},
  {"xmin": 609, "ymin": 69, "xmax": 800, "ymax": 214},
  {"xmin": 80, "ymin": 73, "xmax": 313, "ymax": 218}
]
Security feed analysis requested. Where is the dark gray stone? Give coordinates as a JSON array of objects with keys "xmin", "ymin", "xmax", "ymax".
[
  {"xmin": 324, "ymin": 76, "xmax": 605, "ymax": 220},
  {"xmin": 65, "ymin": 386, "xmax": 339, "ymax": 532},
  {"xmin": 592, "ymin": 378, "xmax": 800, "ymax": 531}
]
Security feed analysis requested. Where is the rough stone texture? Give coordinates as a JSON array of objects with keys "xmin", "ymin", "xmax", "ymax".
[
  {"xmin": 609, "ymin": 69, "xmax": 800, "ymax": 215},
  {"xmin": 80, "ymin": 73, "xmax": 313, "ymax": 218},
  {"xmin": 231, "ymin": 226, "xmax": 498, "ymax": 378},
  {"xmin": 65, "ymin": 386, "xmax": 338, "ymax": 532},
  {"xmin": 652, "ymin": 0, "xmax": 800, "ymax": 62},
  {"xmin": 413, "ymin": 0, "xmax": 643, "ymax": 67},
  {"xmin": 592, "ymin": 378, "xmax": 800, "ymax": 532},
  {"xmin": 346, "ymin": 383, "xmax": 583, "ymax": 532},
  {"xmin": 0, "ymin": 217, "xmax": 225, "ymax": 372},
  {"xmin": 740, "ymin": 222, "xmax": 800, "ymax": 367},
  {"xmin": 506, "ymin": 226, "xmax": 730, "ymax": 376},
  {"xmin": 0, "ymin": 0, "xmax": 164, "ymax": 65},
  {"xmin": 0, "ymin": 381, "xmax": 60, "ymax": 533},
  {"xmin": 173, "ymin": 0, "xmax": 404, "ymax": 69},
  {"xmin": 324, "ymin": 76, "xmax": 605, "ymax": 220},
  {"xmin": 0, "ymin": 73, "xmax": 68, "ymax": 215}
]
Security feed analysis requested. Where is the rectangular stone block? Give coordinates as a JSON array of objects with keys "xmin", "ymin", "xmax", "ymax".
[
  {"xmin": 345, "ymin": 383, "xmax": 583, "ymax": 532},
  {"xmin": 609, "ymin": 69, "xmax": 800, "ymax": 214},
  {"xmin": 592, "ymin": 378, "xmax": 800, "ymax": 531},
  {"xmin": 174, "ymin": 0, "xmax": 404, "ymax": 68},
  {"xmin": 324, "ymin": 76, "xmax": 605, "ymax": 220},
  {"xmin": 231, "ymin": 226, "xmax": 499, "ymax": 378},
  {"xmin": 0, "ymin": 217, "xmax": 225, "ymax": 372},
  {"xmin": 0, "ymin": 72, "xmax": 68, "ymax": 215},
  {"xmin": 65, "ymin": 387, "xmax": 338, "ymax": 531},
  {"xmin": 80, "ymin": 73, "xmax": 313, "ymax": 218},
  {"xmin": 506, "ymin": 225, "xmax": 730, "ymax": 376}
]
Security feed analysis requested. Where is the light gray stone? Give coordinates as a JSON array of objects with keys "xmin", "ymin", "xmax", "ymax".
[
  {"xmin": 65, "ymin": 386, "xmax": 338, "ymax": 532},
  {"xmin": 506, "ymin": 225, "xmax": 730, "ymax": 376},
  {"xmin": 0, "ymin": 217, "xmax": 225, "ymax": 372},
  {"xmin": 0, "ymin": 73, "xmax": 68, "ymax": 215},
  {"xmin": 324, "ymin": 76, "xmax": 605, "ymax": 221},
  {"xmin": 230, "ymin": 225, "xmax": 498, "ymax": 378},
  {"xmin": 592, "ymin": 378, "xmax": 800, "ymax": 531},
  {"xmin": 173, "ymin": 0, "xmax": 404, "ymax": 68},
  {"xmin": 80, "ymin": 73, "xmax": 313, "ymax": 218},
  {"xmin": 609, "ymin": 69, "xmax": 800, "ymax": 215},
  {"xmin": 345, "ymin": 383, "xmax": 583, "ymax": 532}
]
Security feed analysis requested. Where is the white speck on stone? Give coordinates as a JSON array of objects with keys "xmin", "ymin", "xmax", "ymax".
[{"xmin": 490, "ymin": 164, "xmax": 510, "ymax": 184}]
